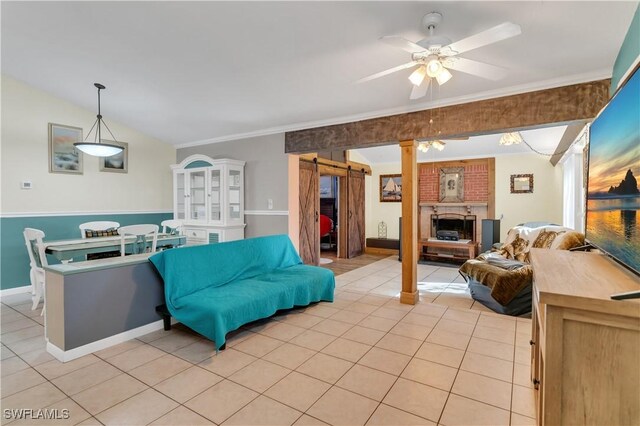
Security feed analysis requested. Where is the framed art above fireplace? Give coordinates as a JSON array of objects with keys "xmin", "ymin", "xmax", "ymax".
[{"xmin": 439, "ymin": 167, "xmax": 464, "ymax": 202}]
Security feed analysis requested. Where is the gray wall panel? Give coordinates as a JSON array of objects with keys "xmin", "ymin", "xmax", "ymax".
[{"xmin": 245, "ymin": 215, "xmax": 288, "ymax": 238}]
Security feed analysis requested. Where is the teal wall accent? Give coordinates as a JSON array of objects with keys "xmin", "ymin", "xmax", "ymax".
[
  {"xmin": 185, "ymin": 160, "xmax": 212, "ymax": 169},
  {"xmin": 612, "ymin": 4, "xmax": 640, "ymax": 94},
  {"xmin": 0, "ymin": 212, "xmax": 172, "ymax": 290}
]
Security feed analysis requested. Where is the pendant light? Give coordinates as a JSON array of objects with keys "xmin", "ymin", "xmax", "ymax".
[{"xmin": 74, "ymin": 83, "xmax": 124, "ymax": 157}]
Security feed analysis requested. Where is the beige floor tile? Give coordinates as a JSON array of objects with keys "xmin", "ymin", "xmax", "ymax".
[
  {"xmin": 425, "ymin": 329, "xmax": 471, "ymax": 350},
  {"xmin": 0, "ymin": 382, "xmax": 66, "ymax": 411},
  {"xmin": 452, "ymin": 370, "xmax": 512, "ymax": 410},
  {"xmin": 334, "ymin": 291, "xmax": 365, "ymax": 302},
  {"xmin": 359, "ymin": 295, "xmax": 390, "ymax": 307},
  {"xmin": 336, "ymin": 364, "xmax": 397, "ymax": 401},
  {"xmin": 155, "ymin": 365, "xmax": 222, "ymax": 404},
  {"xmin": 149, "ymin": 331, "xmax": 202, "ymax": 352},
  {"xmin": 296, "ymin": 353, "xmax": 353, "ymax": 384},
  {"xmin": 96, "ymin": 388, "xmax": 178, "ymax": 425},
  {"xmin": 106, "ymin": 344, "xmax": 165, "ymax": 371},
  {"xmin": 198, "ymin": 348, "xmax": 257, "ymax": 377},
  {"xmin": 173, "ymin": 339, "xmax": 218, "ymax": 363},
  {"xmin": 442, "ymin": 308, "xmax": 480, "ymax": 325},
  {"xmin": 440, "ymin": 393, "xmax": 510, "ymax": 426},
  {"xmin": 330, "ymin": 309, "xmax": 369, "ymax": 325},
  {"xmin": 279, "ymin": 313, "xmax": 324, "ymax": 329},
  {"xmin": 366, "ymin": 404, "xmax": 436, "ymax": 425},
  {"xmin": 1, "ymin": 355, "xmax": 29, "ymax": 377},
  {"xmin": 52, "ymin": 360, "xmax": 121, "ymax": 395},
  {"xmin": 473, "ymin": 325, "xmax": 515, "ymax": 345},
  {"xmin": 358, "ymin": 316, "xmax": 398, "ymax": 332},
  {"xmin": 0, "ymin": 325, "xmax": 43, "ymax": 345},
  {"xmin": 375, "ymin": 333, "xmax": 422, "ymax": 356},
  {"xmin": 308, "ymin": 386, "xmax": 379, "ymax": 426},
  {"xmin": 388, "ymin": 323, "xmax": 432, "ymax": 341},
  {"xmin": 410, "ymin": 304, "xmax": 447, "ymax": 318},
  {"xmin": 259, "ymin": 322, "xmax": 307, "ymax": 341},
  {"xmin": 414, "ymin": 342, "xmax": 465, "ymax": 368},
  {"xmin": 341, "ymin": 326, "xmax": 386, "ymax": 345},
  {"xmin": 185, "ymin": 379, "xmax": 258, "ymax": 424},
  {"xmin": 383, "ymin": 299, "xmax": 414, "ymax": 312},
  {"xmin": 510, "ymin": 413, "xmax": 536, "ymax": 425},
  {"xmin": 305, "ymin": 304, "xmax": 341, "ymax": 318},
  {"xmin": 370, "ymin": 307, "xmax": 407, "ymax": 321},
  {"xmin": 382, "ymin": 378, "xmax": 448, "ymax": 422},
  {"xmin": 460, "ymin": 351, "xmax": 514, "ymax": 383},
  {"xmin": 19, "ymin": 346, "xmax": 56, "ymax": 366},
  {"xmin": 233, "ymin": 333, "xmax": 284, "ymax": 357},
  {"xmin": 513, "ymin": 362, "xmax": 533, "ymax": 388},
  {"xmin": 150, "ymin": 406, "xmax": 213, "ymax": 425},
  {"xmin": 0, "ymin": 318, "xmax": 37, "ymax": 334},
  {"xmin": 1, "ymin": 367, "xmax": 46, "ymax": 398},
  {"xmin": 433, "ymin": 319, "xmax": 475, "ymax": 336},
  {"xmin": 265, "ymin": 371, "xmax": 330, "ymax": 412},
  {"xmin": 225, "ymin": 329, "xmax": 256, "ymax": 347},
  {"xmin": 263, "ymin": 343, "xmax": 316, "ymax": 369},
  {"xmin": 400, "ymin": 313, "xmax": 440, "ymax": 328},
  {"xmin": 467, "ymin": 337, "xmax": 515, "ymax": 362},
  {"xmin": 293, "ymin": 414, "xmax": 329, "ymax": 425},
  {"xmin": 477, "ymin": 315, "xmax": 516, "ymax": 331},
  {"xmin": 223, "ymin": 395, "xmax": 302, "ymax": 425},
  {"xmin": 321, "ymin": 337, "xmax": 371, "ymax": 362},
  {"xmin": 401, "ymin": 358, "xmax": 457, "ymax": 391},
  {"xmin": 0, "ymin": 307, "xmax": 24, "ymax": 323},
  {"xmin": 311, "ymin": 318, "xmax": 354, "ymax": 336},
  {"xmin": 137, "ymin": 328, "xmax": 177, "ymax": 343},
  {"xmin": 10, "ymin": 397, "xmax": 91, "ymax": 426},
  {"xmin": 94, "ymin": 339, "xmax": 144, "ymax": 359},
  {"xmin": 511, "ymin": 384, "xmax": 536, "ymax": 418},
  {"xmin": 5, "ymin": 335, "xmax": 46, "ymax": 355},
  {"xmin": 129, "ymin": 353, "xmax": 192, "ymax": 386},
  {"xmin": 75, "ymin": 417, "xmax": 102, "ymax": 425},
  {"xmin": 358, "ymin": 347, "xmax": 411, "ymax": 375},
  {"xmin": 289, "ymin": 329, "xmax": 337, "ymax": 351},
  {"xmin": 432, "ymin": 295, "xmax": 474, "ymax": 309},
  {"xmin": 1, "ymin": 344, "xmax": 16, "ymax": 361},
  {"xmin": 229, "ymin": 359, "xmax": 290, "ymax": 393},
  {"xmin": 348, "ymin": 302, "xmax": 380, "ymax": 315},
  {"xmin": 71, "ymin": 374, "xmax": 147, "ymax": 415}
]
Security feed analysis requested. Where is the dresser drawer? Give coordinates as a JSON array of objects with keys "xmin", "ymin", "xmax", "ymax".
[{"xmin": 184, "ymin": 228, "xmax": 207, "ymax": 240}]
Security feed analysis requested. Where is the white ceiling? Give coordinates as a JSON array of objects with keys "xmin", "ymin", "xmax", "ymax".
[
  {"xmin": 1, "ymin": 2, "xmax": 636, "ymax": 146},
  {"xmin": 351, "ymin": 126, "xmax": 569, "ymax": 164}
]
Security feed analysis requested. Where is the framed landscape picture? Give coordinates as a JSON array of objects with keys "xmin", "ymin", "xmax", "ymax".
[
  {"xmin": 48, "ymin": 123, "xmax": 83, "ymax": 174},
  {"xmin": 380, "ymin": 174, "xmax": 402, "ymax": 202},
  {"xmin": 99, "ymin": 140, "xmax": 128, "ymax": 173}
]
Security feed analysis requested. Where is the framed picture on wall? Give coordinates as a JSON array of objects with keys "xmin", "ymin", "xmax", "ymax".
[
  {"xmin": 439, "ymin": 167, "xmax": 464, "ymax": 202},
  {"xmin": 510, "ymin": 173, "xmax": 534, "ymax": 193},
  {"xmin": 99, "ymin": 140, "xmax": 128, "ymax": 173},
  {"xmin": 48, "ymin": 123, "xmax": 83, "ymax": 174},
  {"xmin": 380, "ymin": 174, "xmax": 402, "ymax": 202}
]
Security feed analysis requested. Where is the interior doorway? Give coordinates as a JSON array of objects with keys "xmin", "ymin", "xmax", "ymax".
[{"xmin": 319, "ymin": 176, "xmax": 339, "ymax": 261}]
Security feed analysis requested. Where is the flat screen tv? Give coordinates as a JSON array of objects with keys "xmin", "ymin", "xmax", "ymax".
[{"xmin": 586, "ymin": 64, "xmax": 640, "ymax": 276}]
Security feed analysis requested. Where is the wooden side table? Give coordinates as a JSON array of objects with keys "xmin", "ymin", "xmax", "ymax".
[{"xmin": 419, "ymin": 239, "xmax": 479, "ymax": 261}]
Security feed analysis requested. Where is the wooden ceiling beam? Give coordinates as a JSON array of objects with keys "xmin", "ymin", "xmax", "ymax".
[{"xmin": 285, "ymin": 79, "xmax": 610, "ymax": 154}]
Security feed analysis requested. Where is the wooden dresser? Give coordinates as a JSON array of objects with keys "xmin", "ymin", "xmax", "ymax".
[{"xmin": 529, "ymin": 249, "xmax": 640, "ymax": 425}]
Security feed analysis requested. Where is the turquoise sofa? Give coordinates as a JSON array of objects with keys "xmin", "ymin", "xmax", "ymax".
[{"xmin": 149, "ymin": 234, "xmax": 335, "ymax": 349}]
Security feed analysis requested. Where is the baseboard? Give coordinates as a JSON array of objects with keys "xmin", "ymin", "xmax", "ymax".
[
  {"xmin": 0, "ymin": 285, "xmax": 31, "ymax": 298},
  {"xmin": 46, "ymin": 319, "xmax": 172, "ymax": 362},
  {"xmin": 365, "ymin": 247, "xmax": 399, "ymax": 256}
]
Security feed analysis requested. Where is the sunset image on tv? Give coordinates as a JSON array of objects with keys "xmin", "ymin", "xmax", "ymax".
[{"xmin": 586, "ymin": 67, "xmax": 640, "ymax": 274}]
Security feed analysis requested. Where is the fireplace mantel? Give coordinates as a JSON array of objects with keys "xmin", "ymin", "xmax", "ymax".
[{"xmin": 419, "ymin": 202, "xmax": 488, "ymax": 207}]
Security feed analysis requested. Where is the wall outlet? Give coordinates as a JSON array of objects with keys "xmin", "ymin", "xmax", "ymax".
[
  {"xmin": 267, "ymin": 199, "xmax": 273, "ymax": 210},
  {"xmin": 21, "ymin": 181, "xmax": 32, "ymax": 189}
]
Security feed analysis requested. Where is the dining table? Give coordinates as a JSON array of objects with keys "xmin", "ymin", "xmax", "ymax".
[{"xmin": 43, "ymin": 233, "xmax": 187, "ymax": 262}]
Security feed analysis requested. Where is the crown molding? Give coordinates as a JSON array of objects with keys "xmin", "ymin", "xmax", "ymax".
[{"xmin": 175, "ymin": 70, "xmax": 611, "ymax": 149}]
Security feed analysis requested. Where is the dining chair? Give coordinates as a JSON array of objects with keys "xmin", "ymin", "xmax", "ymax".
[
  {"xmin": 79, "ymin": 221, "xmax": 120, "ymax": 238},
  {"xmin": 161, "ymin": 219, "xmax": 183, "ymax": 235},
  {"xmin": 23, "ymin": 228, "xmax": 48, "ymax": 313},
  {"xmin": 118, "ymin": 224, "xmax": 159, "ymax": 256}
]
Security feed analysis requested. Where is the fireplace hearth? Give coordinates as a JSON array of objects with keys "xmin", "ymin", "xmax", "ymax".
[{"xmin": 431, "ymin": 214, "xmax": 476, "ymax": 241}]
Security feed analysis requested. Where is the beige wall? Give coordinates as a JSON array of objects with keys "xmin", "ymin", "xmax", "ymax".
[
  {"xmin": 1, "ymin": 75, "xmax": 175, "ymax": 214},
  {"xmin": 495, "ymin": 153, "xmax": 563, "ymax": 240},
  {"xmin": 365, "ymin": 163, "xmax": 402, "ymax": 240}
]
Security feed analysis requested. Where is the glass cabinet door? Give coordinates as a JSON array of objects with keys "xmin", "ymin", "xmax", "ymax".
[
  {"xmin": 227, "ymin": 166, "xmax": 243, "ymax": 223},
  {"xmin": 189, "ymin": 170, "xmax": 207, "ymax": 222},
  {"xmin": 175, "ymin": 171, "xmax": 186, "ymax": 220},
  {"xmin": 209, "ymin": 168, "xmax": 222, "ymax": 222}
]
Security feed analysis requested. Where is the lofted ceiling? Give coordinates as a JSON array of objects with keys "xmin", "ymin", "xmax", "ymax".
[
  {"xmin": 1, "ymin": 2, "xmax": 636, "ymax": 147},
  {"xmin": 351, "ymin": 126, "xmax": 568, "ymax": 164}
]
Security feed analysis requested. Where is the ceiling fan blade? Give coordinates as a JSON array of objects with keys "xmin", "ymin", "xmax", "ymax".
[
  {"xmin": 357, "ymin": 61, "xmax": 418, "ymax": 83},
  {"xmin": 380, "ymin": 36, "xmax": 426, "ymax": 54},
  {"xmin": 409, "ymin": 78, "xmax": 430, "ymax": 100},
  {"xmin": 444, "ymin": 22, "xmax": 521, "ymax": 55},
  {"xmin": 445, "ymin": 57, "xmax": 508, "ymax": 80}
]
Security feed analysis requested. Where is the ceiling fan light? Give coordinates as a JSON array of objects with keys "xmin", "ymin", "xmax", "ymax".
[
  {"xmin": 408, "ymin": 66, "xmax": 427, "ymax": 86},
  {"xmin": 432, "ymin": 140, "xmax": 445, "ymax": 151},
  {"xmin": 435, "ymin": 67, "xmax": 452, "ymax": 85},
  {"xmin": 499, "ymin": 132, "xmax": 524, "ymax": 146},
  {"xmin": 426, "ymin": 58, "xmax": 443, "ymax": 78}
]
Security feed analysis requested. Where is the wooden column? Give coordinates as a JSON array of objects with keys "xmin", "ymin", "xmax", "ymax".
[{"xmin": 400, "ymin": 140, "xmax": 418, "ymax": 305}]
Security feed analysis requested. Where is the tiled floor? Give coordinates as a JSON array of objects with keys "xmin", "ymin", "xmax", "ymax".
[{"xmin": 0, "ymin": 257, "xmax": 536, "ymax": 425}]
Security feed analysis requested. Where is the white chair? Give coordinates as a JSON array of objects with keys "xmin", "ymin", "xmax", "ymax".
[
  {"xmin": 23, "ymin": 228, "xmax": 47, "ymax": 313},
  {"xmin": 161, "ymin": 219, "xmax": 183, "ymax": 235},
  {"xmin": 79, "ymin": 221, "xmax": 120, "ymax": 238},
  {"xmin": 118, "ymin": 224, "xmax": 159, "ymax": 256}
]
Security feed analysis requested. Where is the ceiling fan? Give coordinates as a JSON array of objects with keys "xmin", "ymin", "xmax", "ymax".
[{"xmin": 358, "ymin": 12, "xmax": 521, "ymax": 100}]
